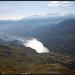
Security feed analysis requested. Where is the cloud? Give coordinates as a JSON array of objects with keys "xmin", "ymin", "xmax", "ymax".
[
  {"xmin": 0, "ymin": 13, "xmax": 48, "ymax": 20},
  {"xmin": 0, "ymin": 15, "xmax": 29, "ymax": 20},
  {"xmin": 0, "ymin": 12, "xmax": 75, "ymax": 20},
  {"xmin": 0, "ymin": 13, "xmax": 66, "ymax": 20},
  {"xmin": 48, "ymin": 1, "xmax": 73, "ymax": 7}
]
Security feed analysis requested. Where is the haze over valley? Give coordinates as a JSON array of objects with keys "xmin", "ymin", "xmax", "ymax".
[{"xmin": 0, "ymin": 1, "xmax": 75, "ymax": 74}]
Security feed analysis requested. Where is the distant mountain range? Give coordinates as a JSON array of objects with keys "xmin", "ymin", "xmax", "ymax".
[{"xmin": 0, "ymin": 15, "xmax": 73, "ymax": 36}]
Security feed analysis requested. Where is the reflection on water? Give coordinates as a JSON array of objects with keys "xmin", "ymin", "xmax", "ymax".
[
  {"xmin": 23, "ymin": 38, "xmax": 49, "ymax": 53},
  {"xmin": 0, "ymin": 33, "xmax": 49, "ymax": 53}
]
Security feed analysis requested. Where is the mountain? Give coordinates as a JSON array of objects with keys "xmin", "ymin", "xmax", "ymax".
[
  {"xmin": 0, "ymin": 33, "xmax": 75, "ymax": 74},
  {"xmin": 27, "ymin": 18, "xmax": 75, "ymax": 56},
  {"xmin": 0, "ymin": 16, "xmax": 67, "ymax": 36},
  {"xmin": 0, "ymin": 17, "xmax": 75, "ymax": 74},
  {"xmin": 0, "ymin": 37, "xmax": 74, "ymax": 74}
]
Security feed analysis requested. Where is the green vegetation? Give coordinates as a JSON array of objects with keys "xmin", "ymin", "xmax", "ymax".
[{"xmin": 0, "ymin": 42, "xmax": 75, "ymax": 74}]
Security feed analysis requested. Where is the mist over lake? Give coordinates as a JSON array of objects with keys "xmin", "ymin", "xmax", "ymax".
[{"xmin": 0, "ymin": 34, "xmax": 49, "ymax": 53}]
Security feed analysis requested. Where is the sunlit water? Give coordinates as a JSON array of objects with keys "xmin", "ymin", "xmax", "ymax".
[
  {"xmin": 0, "ymin": 33, "xmax": 49, "ymax": 53},
  {"xmin": 22, "ymin": 38, "xmax": 49, "ymax": 53}
]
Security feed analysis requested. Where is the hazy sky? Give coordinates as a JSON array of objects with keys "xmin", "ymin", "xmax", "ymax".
[{"xmin": 0, "ymin": 1, "xmax": 75, "ymax": 20}]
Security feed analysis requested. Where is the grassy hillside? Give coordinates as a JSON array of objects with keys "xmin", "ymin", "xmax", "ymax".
[{"xmin": 0, "ymin": 40, "xmax": 75, "ymax": 74}]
